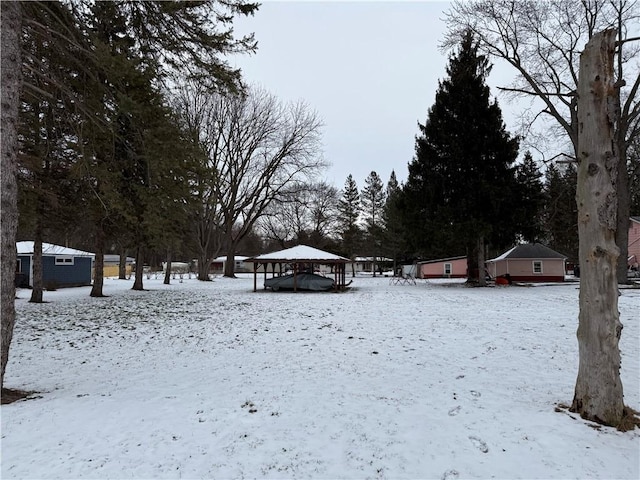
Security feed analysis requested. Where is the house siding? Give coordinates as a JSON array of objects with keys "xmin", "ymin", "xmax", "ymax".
[
  {"xmin": 43, "ymin": 256, "xmax": 93, "ymax": 287},
  {"xmin": 17, "ymin": 254, "xmax": 93, "ymax": 288},
  {"xmin": 419, "ymin": 258, "xmax": 467, "ymax": 279},
  {"xmin": 487, "ymin": 258, "xmax": 565, "ymax": 282}
]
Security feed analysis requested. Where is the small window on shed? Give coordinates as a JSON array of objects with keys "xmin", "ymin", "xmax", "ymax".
[
  {"xmin": 533, "ymin": 261, "xmax": 543, "ymax": 274},
  {"xmin": 444, "ymin": 263, "xmax": 452, "ymax": 275},
  {"xmin": 55, "ymin": 256, "xmax": 74, "ymax": 266}
]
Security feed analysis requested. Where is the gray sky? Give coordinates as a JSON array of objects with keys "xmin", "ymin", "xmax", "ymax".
[{"xmin": 231, "ymin": 1, "xmax": 521, "ymax": 190}]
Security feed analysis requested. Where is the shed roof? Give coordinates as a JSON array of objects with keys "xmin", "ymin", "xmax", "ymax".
[
  {"xmin": 487, "ymin": 243, "xmax": 566, "ymax": 262},
  {"xmin": 417, "ymin": 255, "xmax": 466, "ymax": 265},
  {"xmin": 245, "ymin": 245, "xmax": 350, "ymax": 263},
  {"xmin": 17, "ymin": 241, "xmax": 94, "ymax": 257}
]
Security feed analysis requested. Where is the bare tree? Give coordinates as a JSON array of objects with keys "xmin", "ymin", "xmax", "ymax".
[
  {"xmin": 174, "ymin": 86, "xmax": 226, "ymax": 280},
  {"xmin": 258, "ymin": 181, "xmax": 339, "ymax": 249},
  {"xmin": 192, "ymin": 86, "xmax": 326, "ymax": 277},
  {"xmin": 572, "ymin": 29, "xmax": 630, "ymax": 428},
  {"xmin": 445, "ymin": 0, "xmax": 640, "ymax": 283},
  {"xmin": 1, "ymin": 1, "xmax": 22, "ymax": 389}
]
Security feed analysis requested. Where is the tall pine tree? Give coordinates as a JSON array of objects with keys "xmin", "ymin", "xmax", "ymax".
[
  {"xmin": 403, "ymin": 30, "xmax": 520, "ymax": 284},
  {"xmin": 337, "ymin": 174, "xmax": 361, "ymax": 277},
  {"xmin": 361, "ymin": 171, "xmax": 386, "ymax": 276},
  {"xmin": 543, "ymin": 162, "xmax": 578, "ymax": 264}
]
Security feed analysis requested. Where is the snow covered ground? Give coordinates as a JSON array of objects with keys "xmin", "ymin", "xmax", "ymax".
[{"xmin": 2, "ymin": 275, "xmax": 639, "ymax": 479}]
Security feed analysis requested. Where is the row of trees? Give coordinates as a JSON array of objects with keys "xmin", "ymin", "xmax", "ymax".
[{"xmin": 3, "ymin": 1, "xmax": 330, "ymax": 390}]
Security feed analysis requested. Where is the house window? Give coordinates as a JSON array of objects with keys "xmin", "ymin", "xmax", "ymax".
[
  {"xmin": 533, "ymin": 261, "xmax": 543, "ymax": 274},
  {"xmin": 444, "ymin": 263, "xmax": 452, "ymax": 275},
  {"xmin": 55, "ymin": 256, "xmax": 74, "ymax": 266}
]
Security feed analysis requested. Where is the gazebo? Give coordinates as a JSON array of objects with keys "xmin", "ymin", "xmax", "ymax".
[{"xmin": 244, "ymin": 245, "xmax": 352, "ymax": 292}]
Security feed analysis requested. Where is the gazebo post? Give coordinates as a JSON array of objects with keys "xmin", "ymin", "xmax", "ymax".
[{"xmin": 253, "ymin": 262, "xmax": 257, "ymax": 292}]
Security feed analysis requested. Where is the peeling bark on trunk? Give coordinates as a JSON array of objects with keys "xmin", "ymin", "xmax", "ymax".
[
  {"xmin": 1, "ymin": 1, "xmax": 22, "ymax": 389},
  {"xmin": 571, "ymin": 29, "xmax": 624, "ymax": 427}
]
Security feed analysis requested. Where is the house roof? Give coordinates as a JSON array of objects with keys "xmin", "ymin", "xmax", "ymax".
[
  {"xmin": 245, "ymin": 245, "xmax": 350, "ymax": 263},
  {"xmin": 17, "ymin": 241, "xmax": 94, "ymax": 257},
  {"xmin": 417, "ymin": 255, "xmax": 466, "ymax": 265},
  {"xmin": 487, "ymin": 243, "xmax": 566, "ymax": 262},
  {"xmin": 212, "ymin": 255, "xmax": 249, "ymax": 262},
  {"xmin": 631, "ymin": 216, "xmax": 640, "ymax": 224},
  {"xmin": 354, "ymin": 256, "xmax": 394, "ymax": 262}
]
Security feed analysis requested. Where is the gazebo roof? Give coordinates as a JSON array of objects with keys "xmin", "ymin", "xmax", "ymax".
[{"xmin": 245, "ymin": 245, "xmax": 350, "ymax": 264}]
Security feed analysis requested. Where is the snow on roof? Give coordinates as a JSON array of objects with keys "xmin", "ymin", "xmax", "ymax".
[
  {"xmin": 212, "ymin": 256, "xmax": 249, "ymax": 262},
  {"xmin": 17, "ymin": 241, "xmax": 94, "ymax": 257},
  {"xmin": 246, "ymin": 245, "xmax": 350, "ymax": 263},
  {"xmin": 487, "ymin": 243, "xmax": 566, "ymax": 262}
]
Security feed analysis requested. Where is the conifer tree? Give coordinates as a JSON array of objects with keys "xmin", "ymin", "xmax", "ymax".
[
  {"xmin": 403, "ymin": 30, "xmax": 520, "ymax": 284},
  {"xmin": 382, "ymin": 171, "xmax": 406, "ymax": 274},
  {"xmin": 337, "ymin": 175, "xmax": 361, "ymax": 277},
  {"xmin": 543, "ymin": 162, "xmax": 579, "ymax": 264},
  {"xmin": 361, "ymin": 171, "xmax": 386, "ymax": 276},
  {"xmin": 512, "ymin": 151, "xmax": 545, "ymax": 244}
]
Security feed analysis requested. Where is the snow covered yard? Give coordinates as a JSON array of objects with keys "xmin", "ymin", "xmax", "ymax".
[{"xmin": 2, "ymin": 276, "xmax": 639, "ymax": 479}]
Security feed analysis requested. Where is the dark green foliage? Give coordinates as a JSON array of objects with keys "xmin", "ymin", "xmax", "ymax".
[
  {"xmin": 403, "ymin": 30, "xmax": 523, "ymax": 264},
  {"xmin": 512, "ymin": 151, "xmax": 545, "ymax": 242},
  {"xmin": 361, "ymin": 171, "xmax": 386, "ymax": 274},
  {"xmin": 337, "ymin": 174, "xmax": 362, "ymax": 259},
  {"xmin": 543, "ymin": 162, "xmax": 578, "ymax": 263},
  {"xmin": 382, "ymin": 171, "xmax": 407, "ymax": 266}
]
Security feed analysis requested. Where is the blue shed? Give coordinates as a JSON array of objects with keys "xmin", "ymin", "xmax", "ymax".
[{"xmin": 16, "ymin": 242, "xmax": 95, "ymax": 288}]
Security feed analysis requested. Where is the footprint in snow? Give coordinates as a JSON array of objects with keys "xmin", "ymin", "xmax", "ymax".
[
  {"xmin": 448, "ymin": 406, "xmax": 461, "ymax": 416},
  {"xmin": 469, "ymin": 435, "xmax": 489, "ymax": 453},
  {"xmin": 470, "ymin": 390, "xmax": 481, "ymax": 398},
  {"xmin": 441, "ymin": 469, "xmax": 459, "ymax": 480}
]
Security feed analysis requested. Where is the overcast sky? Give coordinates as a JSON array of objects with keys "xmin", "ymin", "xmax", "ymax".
[{"xmin": 231, "ymin": 1, "xmax": 521, "ymax": 190}]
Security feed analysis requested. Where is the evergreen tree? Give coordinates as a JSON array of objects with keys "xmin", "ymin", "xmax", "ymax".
[
  {"xmin": 512, "ymin": 151, "xmax": 545, "ymax": 243},
  {"xmin": 403, "ymin": 30, "xmax": 520, "ymax": 284},
  {"xmin": 361, "ymin": 171, "xmax": 386, "ymax": 276},
  {"xmin": 337, "ymin": 174, "xmax": 361, "ymax": 277},
  {"xmin": 382, "ymin": 171, "xmax": 406, "ymax": 274},
  {"xmin": 543, "ymin": 162, "xmax": 579, "ymax": 264}
]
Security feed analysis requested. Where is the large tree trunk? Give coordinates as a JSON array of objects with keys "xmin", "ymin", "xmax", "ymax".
[
  {"xmin": 163, "ymin": 250, "xmax": 172, "ymax": 285},
  {"xmin": 90, "ymin": 221, "xmax": 106, "ymax": 297},
  {"xmin": 570, "ymin": 29, "xmax": 624, "ymax": 427},
  {"xmin": 132, "ymin": 246, "xmax": 144, "ymax": 290},
  {"xmin": 223, "ymin": 248, "xmax": 237, "ymax": 278},
  {"xmin": 477, "ymin": 235, "xmax": 486, "ymax": 287},
  {"xmin": 1, "ymin": 1, "xmax": 22, "ymax": 389},
  {"xmin": 197, "ymin": 252, "xmax": 210, "ymax": 281},
  {"xmin": 29, "ymin": 232, "xmax": 43, "ymax": 302},
  {"xmin": 118, "ymin": 246, "xmax": 127, "ymax": 279}
]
